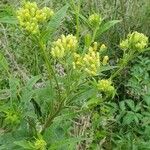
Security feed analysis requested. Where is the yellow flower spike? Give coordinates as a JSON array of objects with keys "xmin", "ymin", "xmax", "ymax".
[
  {"xmin": 42, "ymin": 7, "xmax": 54, "ymax": 19},
  {"xmin": 88, "ymin": 13, "xmax": 102, "ymax": 27},
  {"xmin": 100, "ymin": 44, "xmax": 107, "ymax": 53},
  {"xmin": 97, "ymin": 79, "xmax": 115, "ymax": 94},
  {"xmin": 93, "ymin": 42, "xmax": 98, "ymax": 51},
  {"xmin": 34, "ymin": 138, "xmax": 47, "ymax": 150},
  {"xmin": 16, "ymin": 1, "xmax": 54, "ymax": 34},
  {"xmin": 103, "ymin": 56, "xmax": 109, "ymax": 65},
  {"xmin": 51, "ymin": 34, "xmax": 78, "ymax": 59},
  {"xmin": 120, "ymin": 31, "xmax": 148, "ymax": 52},
  {"xmin": 81, "ymin": 43, "xmax": 100, "ymax": 76}
]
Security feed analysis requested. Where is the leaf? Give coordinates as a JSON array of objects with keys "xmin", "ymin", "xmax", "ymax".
[
  {"xmin": 42, "ymin": 4, "xmax": 69, "ymax": 42},
  {"xmin": 123, "ymin": 111, "xmax": 135, "ymax": 125},
  {"xmin": 0, "ymin": 16, "xmax": 17, "ymax": 24},
  {"xmin": 21, "ymin": 76, "xmax": 41, "ymax": 102},
  {"xmin": 0, "ymin": 52, "xmax": 9, "ymax": 71},
  {"xmin": 125, "ymin": 99, "xmax": 135, "ymax": 111},
  {"xmin": 96, "ymin": 20, "xmax": 121, "ymax": 38},
  {"xmin": 48, "ymin": 137, "xmax": 85, "ymax": 150},
  {"xmin": 14, "ymin": 140, "xmax": 34, "ymax": 150},
  {"xmin": 82, "ymin": 98, "xmax": 102, "ymax": 109},
  {"xmin": 9, "ymin": 78, "xmax": 20, "ymax": 101},
  {"xmin": 119, "ymin": 101, "xmax": 126, "ymax": 111},
  {"xmin": 100, "ymin": 65, "xmax": 118, "ymax": 72},
  {"xmin": 143, "ymin": 94, "xmax": 150, "ymax": 106}
]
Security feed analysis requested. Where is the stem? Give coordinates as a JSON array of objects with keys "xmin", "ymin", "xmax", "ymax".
[
  {"xmin": 41, "ymin": 99, "xmax": 64, "ymax": 134},
  {"xmin": 71, "ymin": 0, "xmax": 80, "ymax": 40},
  {"xmin": 38, "ymin": 39, "xmax": 64, "ymax": 133},
  {"xmin": 110, "ymin": 51, "xmax": 138, "ymax": 80},
  {"xmin": 92, "ymin": 26, "xmax": 99, "ymax": 43},
  {"xmin": 76, "ymin": 1, "xmax": 80, "ymax": 40},
  {"xmin": 38, "ymin": 40, "xmax": 61, "ymax": 100}
]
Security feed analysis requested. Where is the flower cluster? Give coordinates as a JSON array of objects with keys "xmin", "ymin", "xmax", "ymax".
[
  {"xmin": 83, "ymin": 43, "xmax": 100, "ymax": 75},
  {"xmin": 102, "ymin": 56, "xmax": 109, "ymax": 65},
  {"xmin": 73, "ymin": 42, "xmax": 110, "ymax": 76},
  {"xmin": 51, "ymin": 34, "xmax": 78, "ymax": 58},
  {"xmin": 100, "ymin": 44, "xmax": 107, "ymax": 54},
  {"xmin": 97, "ymin": 79, "xmax": 115, "ymax": 94},
  {"xmin": 120, "ymin": 31, "xmax": 148, "ymax": 52},
  {"xmin": 5, "ymin": 111, "xmax": 20, "ymax": 125},
  {"xmin": 34, "ymin": 138, "xmax": 47, "ymax": 150},
  {"xmin": 73, "ymin": 42, "xmax": 100, "ymax": 76},
  {"xmin": 16, "ymin": 1, "xmax": 54, "ymax": 34},
  {"xmin": 88, "ymin": 13, "xmax": 102, "ymax": 27}
]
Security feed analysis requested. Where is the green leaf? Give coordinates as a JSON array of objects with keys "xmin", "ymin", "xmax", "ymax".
[
  {"xmin": 14, "ymin": 140, "xmax": 34, "ymax": 150},
  {"xmin": 96, "ymin": 20, "xmax": 121, "ymax": 38},
  {"xmin": 119, "ymin": 101, "xmax": 126, "ymax": 111},
  {"xmin": 0, "ymin": 16, "xmax": 17, "ymax": 24},
  {"xmin": 21, "ymin": 76, "xmax": 41, "ymax": 102},
  {"xmin": 48, "ymin": 137, "xmax": 85, "ymax": 150},
  {"xmin": 125, "ymin": 99, "xmax": 135, "ymax": 111},
  {"xmin": 0, "ymin": 52, "xmax": 9, "ymax": 71},
  {"xmin": 9, "ymin": 78, "xmax": 20, "ymax": 101},
  {"xmin": 123, "ymin": 111, "xmax": 135, "ymax": 125},
  {"xmin": 42, "ymin": 4, "xmax": 69, "ymax": 42}
]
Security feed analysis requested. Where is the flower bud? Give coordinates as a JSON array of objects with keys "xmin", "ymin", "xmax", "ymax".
[{"xmin": 88, "ymin": 13, "xmax": 102, "ymax": 27}]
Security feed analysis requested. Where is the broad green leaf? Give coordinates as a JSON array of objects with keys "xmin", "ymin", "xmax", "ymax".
[
  {"xmin": 21, "ymin": 76, "xmax": 41, "ymax": 102},
  {"xmin": 14, "ymin": 140, "xmax": 34, "ymax": 150},
  {"xmin": 143, "ymin": 94, "xmax": 150, "ymax": 106},
  {"xmin": 123, "ymin": 111, "xmax": 134, "ymax": 125},
  {"xmin": 125, "ymin": 99, "xmax": 135, "ymax": 111},
  {"xmin": 48, "ymin": 137, "xmax": 85, "ymax": 150},
  {"xmin": 0, "ymin": 16, "xmax": 17, "ymax": 24},
  {"xmin": 96, "ymin": 20, "xmax": 121, "ymax": 38},
  {"xmin": 119, "ymin": 101, "xmax": 126, "ymax": 111},
  {"xmin": 42, "ymin": 4, "xmax": 69, "ymax": 42}
]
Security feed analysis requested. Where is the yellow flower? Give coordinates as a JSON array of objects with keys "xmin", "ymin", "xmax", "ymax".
[
  {"xmin": 102, "ymin": 56, "xmax": 109, "ymax": 65},
  {"xmin": 34, "ymin": 138, "xmax": 47, "ymax": 150},
  {"xmin": 73, "ymin": 53, "xmax": 83, "ymax": 69},
  {"xmin": 120, "ymin": 31, "xmax": 148, "ymax": 52},
  {"xmin": 97, "ymin": 79, "xmax": 115, "ymax": 94},
  {"xmin": 88, "ymin": 13, "xmax": 102, "ymax": 27},
  {"xmin": 16, "ymin": 1, "xmax": 54, "ymax": 34},
  {"xmin": 82, "ymin": 44, "xmax": 100, "ymax": 76},
  {"xmin": 100, "ymin": 44, "xmax": 107, "ymax": 53},
  {"xmin": 51, "ymin": 34, "xmax": 78, "ymax": 58}
]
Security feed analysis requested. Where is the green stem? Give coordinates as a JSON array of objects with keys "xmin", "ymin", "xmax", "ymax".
[
  {"xmin": 110, "ymin": 51, "xmax": 138, "ymax": 80},
  {"xmin": 92, "ymin": 26, "xmax": 99, "ymax": 43},
  {"xmin": 38, "ymin": 40, "xmax": 61, "ymax": 100},
  {"xmin": 41, "ymin": 99, "xmax": 64, "ymax": 134},
  {"xmin": 38, "ymin": 39, "xmax": 64, "ymax": 133}
]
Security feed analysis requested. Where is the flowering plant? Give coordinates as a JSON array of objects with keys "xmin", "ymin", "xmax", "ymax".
[{"xmin": 0, "ymin": 1, "xmax": 149, "ymax": 149}]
